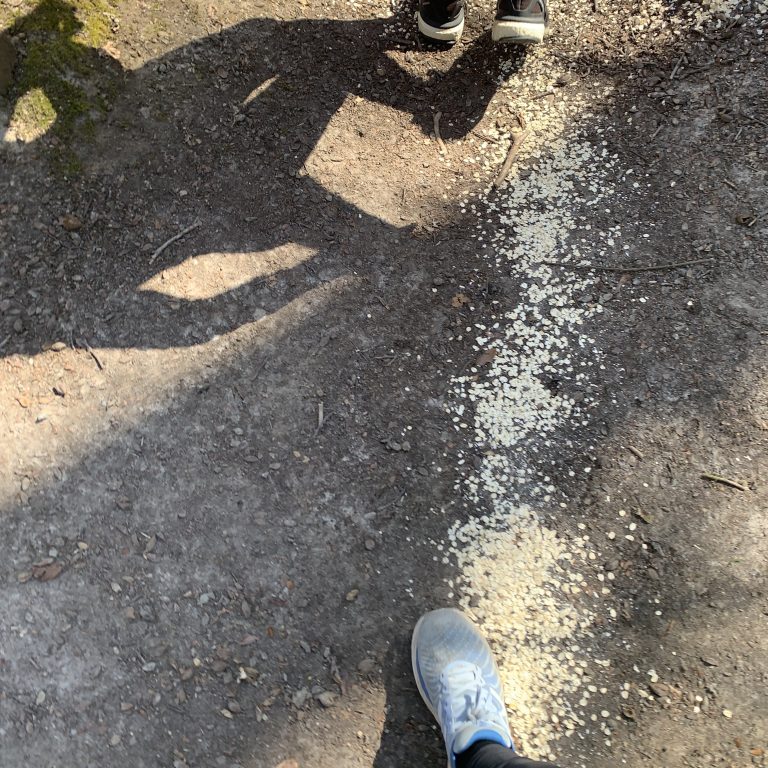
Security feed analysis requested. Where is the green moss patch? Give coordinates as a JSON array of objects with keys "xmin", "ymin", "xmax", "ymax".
[{"xmin": 2, "ymin": 0, "xmax": 120, "ymax": 170}]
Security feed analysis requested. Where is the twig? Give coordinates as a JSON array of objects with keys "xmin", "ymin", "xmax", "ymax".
[
  {"xmin": 701, "ymin": 473, "xmax": 747, "ymax": 492},
  {"xmin": 592, "ymin": 0, "xmax": 600, "ymax": 12},
  {"xmin": 470, "ymin": 129, "xmax": 501, "ymax": 145},
  {"xmin": 669, "ymin": 53, "xmax": 685, "ymax": 80},
  {"xmin": 149, "ymin": 221, "xmax": 201, "ymax": 264},
  {"xmin": 433, "ymin": 111, "xmax": 447, "ymax": 155},
  {"xmin": 315, "ymin": 406, "xmax": 333, "ymax": 437},
  {"xmin": 545, "ymin": 257, "xmax": 714, "ymax": 273},
  {"xmin": 626, "ymin": 445, "xmax": 644, "ymax": 460},
  {"xmin": 492, "ymin": 129, "xmax": 530, "ymax": 188},
  {"xmin": 84, "ymin": 340, "xmax": 104, "ymax": 371}
]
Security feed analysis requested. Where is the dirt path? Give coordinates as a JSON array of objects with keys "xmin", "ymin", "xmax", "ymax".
[{"xmin": 1, "ymin": 1, "xmax": 767, "ymax": 767}]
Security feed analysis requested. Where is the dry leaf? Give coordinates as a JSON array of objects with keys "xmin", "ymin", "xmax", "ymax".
[
  {"xmin": 451, "ymin": 292, "xmax": 470, "ymax": 308},
  {"xmin": 60, "ymin": 214, "xmax": 82, "ymax": 231},
  {"xmin": 31, "ymin": 562, "xmax": 63, "ymax": 582},
  {"xmin": 476, "ymin": 349, "xmax": 497, "ymax": 366},
  {"xmin": 634, "ymin": 508, "xmax": 653, "ymax": 524},
  {"xmin": 238, "ymin": 634, "xmax": 258, "ymax": 646}
]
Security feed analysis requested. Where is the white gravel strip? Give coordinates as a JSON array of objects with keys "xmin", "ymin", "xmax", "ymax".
[{"xmin": 443, "ymin": 57, "xmax": 624, "ymax": 762}]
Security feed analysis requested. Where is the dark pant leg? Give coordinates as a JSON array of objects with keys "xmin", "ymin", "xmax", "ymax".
[{"xmin": 456, "ymin": 740, "xmax": 563, "ymax": 768}]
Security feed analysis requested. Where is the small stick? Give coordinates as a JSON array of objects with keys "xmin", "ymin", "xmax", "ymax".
[
  {"xmin": 470, "ymin": 129, "xmax": 501, "ymax": 145},
  {"xmin": 592, "ymin": 0, "xmax": 600, "ymax": 12},
  {"xmin": 492, "ymin": 129, "xmax": 530, "ymax": 188},
  {"xmin": 433, "ymin": 111, "xmax": 447, "ymax": 155},
  {"xmin": 669, "ymin": 53, "xmax": 685, "ymax": 80},
  {"xmin": 701, "ymin": 473, "xmax": 747, "ymax": 492},
  {"xmin": 149, "ymin": 221, "xmax": 201, "ymax": 264},
  {"xmin": 651, "ymin": 124, "xmax": 664, "ymax": 139},
  {"xmin": 545, "ymin": 257, "xmax": 714, "ymax": 273},
  {"xmin": 84, "ymin": 340, "xmax": 104, "ymax": 371},
  {"xmin": 314, "ymin": 405, "xmax": 332, "ymax": 436},
  {"xmin": 626, "ymin": 445, "xmax": 644, "ymax": 460}
]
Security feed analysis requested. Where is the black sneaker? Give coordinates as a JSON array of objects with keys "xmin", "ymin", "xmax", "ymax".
[
  {"xmin": 492, "ymin": 0, "xmax": 547, "ymax": 44},
  {"xmin": 417, "ymin": 0, "xmax": 465, "ymax": 42}
]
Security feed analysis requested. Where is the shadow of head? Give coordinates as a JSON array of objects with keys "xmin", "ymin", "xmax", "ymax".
[{"xmin": 1, "ymin": 0, "xmax": 122, "ymax": 144}]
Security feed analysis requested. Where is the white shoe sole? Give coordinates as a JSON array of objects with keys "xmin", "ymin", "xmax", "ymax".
[
  {"xmin": 417, "ymin": 12, "xmax": 465, "ymax": 42},
  {"xmin": 412, "ymin": 614, "xmax": 454, "ymax": 768},
  {"xmin": 411, "ymin": 612, "xmax": 440, "ymax": 721},
  {"xmin": 491, "ymin": 19, "xmax": 545, "ymax": 44}
]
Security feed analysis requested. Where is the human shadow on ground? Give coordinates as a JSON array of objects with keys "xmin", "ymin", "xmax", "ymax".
[{"xmin": 0, "ymin": 0, "xmax": 524, "ymax": 356}]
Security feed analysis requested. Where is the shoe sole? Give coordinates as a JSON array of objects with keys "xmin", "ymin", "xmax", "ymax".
[
  {"xmin": 491, "ymin": 19, "xmax": 545, "ymax": 44},
  {"xmin": 411, "ymin": 611, "xmax": 440, "ymax": 722},
  {"xmin": 417, "ymin": 12, "xmax": 465, "ymax": 42},
  {"xmin": 412, "ymin": 612, "xmax": 451, "ymax": 768}
]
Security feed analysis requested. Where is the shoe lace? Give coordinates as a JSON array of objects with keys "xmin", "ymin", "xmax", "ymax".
[
  {"xmin": 440, "ymin": 662, "xmax": 507, "ymax": 735},
  {"xmin": 464, "ymin": 679, "xmax": 505, "ymax": 724}
]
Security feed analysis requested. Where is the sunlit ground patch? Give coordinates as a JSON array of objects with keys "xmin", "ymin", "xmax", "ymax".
[{"xmin": 138, "ymin": 244, "xmax": 315, "ymax": 301}]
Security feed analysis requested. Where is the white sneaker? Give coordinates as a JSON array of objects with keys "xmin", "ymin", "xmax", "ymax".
[{"xmin": 412, "ymin": 608, "xmax": 515, "ymax": 768}]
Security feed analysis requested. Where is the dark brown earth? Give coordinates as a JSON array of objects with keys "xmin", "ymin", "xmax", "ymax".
[{"xmin": 1, "ymin": 1, "xmax": 766, "ymax": 767}]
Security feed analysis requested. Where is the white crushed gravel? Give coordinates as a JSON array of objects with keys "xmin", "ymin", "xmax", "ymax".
[{"xmin": 442, "ymin": 51, "xmax": 626, "ymax": 763}]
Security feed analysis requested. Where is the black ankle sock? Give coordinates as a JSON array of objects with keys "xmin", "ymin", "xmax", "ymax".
[{"xmin": 456, "ymin": 740, "xmax": 563, "ymax": 768}]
